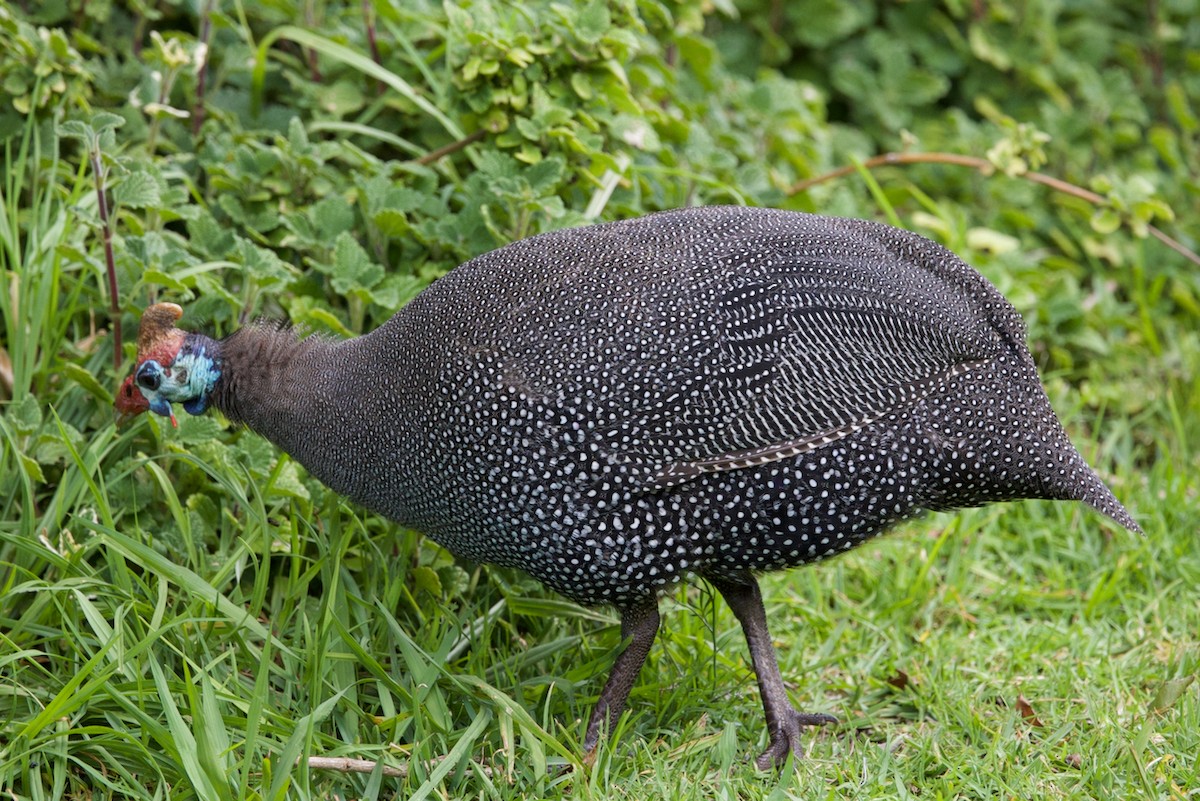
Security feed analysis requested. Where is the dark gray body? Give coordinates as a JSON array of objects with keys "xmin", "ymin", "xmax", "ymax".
[{"xmin": 213, "ymin": 206, "xmax": 1137, "ymax": 607}]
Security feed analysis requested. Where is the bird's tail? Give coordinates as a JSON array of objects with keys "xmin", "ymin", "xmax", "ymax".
[
  {"xmin": 1079, "ymin": 471, "xmax": 1142, "ymax": 534},
  {"xmin": 1050, "ymin": 440, "xmax": 1142, "ymax": 534}
]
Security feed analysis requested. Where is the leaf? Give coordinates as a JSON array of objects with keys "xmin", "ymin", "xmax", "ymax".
[
  {"xmin": 570, "ymin": 72, "xmax": 593, "ymax": 100},
  {"xmin": 327, "ymin": 231, "xmax": 383, "ymax": 294},
  {"xmin": 168, "ymin": 418, "xmax": 223, "ymax": 449},
  {"xmin": 525, "ymin": 157, "xmax": 565, "ymax": 194},
  {"xmin": 1149, "ymin": 675, "xmax": 1195, "ymax": 713},
  {"xmin": 968, "ymin": 25, "xmax": 1012, "ymax": 71},
  {"xmin": 56, "ymin": 119, "xmax": 91, "ymax": 141},
  {"xmin": 90, "ymin": 111, "xmax": 125, "ymax": 134},
  {"xmin": 269, "ymin": 460, "xmax": 311, "ymax": 502},
  {"xmin": 514, "ymin": 115, "xmax": 542, "ymax": 141},
  {"xmin": 316, "ymin": 80, "xmax": 365, "ymax": 116},
  {"xmin": 252, "ymin": 26, "xmax": 464, "ymax": 139},
  {"xmin": 63, "ymin": 363, "xmax": 112, "ymax": 405},
  {"xmin": 295, "ymin": 305, "xmax": 353, "ymax": 338},
  {"xmin": 436, "ymin": 564, "xmax": 470, "ymax": 599},
  {"xmin": 611, "ymin": 114, "xmax": 660, "ymax": 151},
  {"xmin": 406, "ymin": 711, "xmax": 491, "ymax": 801},
  {"xmin": 1016, "ymin": 695, "xmax": 1043, "ymax": 727},
  {"xmin": 789, "ymin": 0, "xmax": 872, "ymax": 47},
  {"xmin": 18, "ymin": 452, "xmax": 44, "ymax": 483},
  {"xmin": 967, "ymin": 227, "xmax": 1020, "ymax": 255},
  {"xmin": 475, "ymin": 149, "xmax": 521, "ymax": 180},
  {"xmin": 575, "ymin": 1, "xmax": 611, "ymax": 45},
  {"xmin": 189, "ymin": 669, "xmax": 235, "ymax": 801},
  {"xmin": 141, "ymin": 269, "xmax": 189, "ymax": 293},
  {"xmin": 308, "ymin": 196, "xmax": 355, "ymax": 240},
  {"xmin": 149, "ymin": 660, "xmax": 224, "ymax": 801},
  {"xmin": 188, "ymin": 213, "xmax": 236, "ymax": 258},
  {"xmin": 35, "ymin": 422, "xmax": 85, "ymax": 467},
  {"xmin": 286, "ymin": 115, "xmax": 309, "ymax": 150},
  {"xmin": 372, "ymin": 208, "xmax": 409, "ymax": 238},
  {"xmin": 237, "ymin": 240, "xmax": 293, "ymax": 287},
  {"xmin": 4, "ymin": 75, "xmax": 29, "ymax": 96},
  {"xmin": 410, "ymin": 566, "xmax": 442, "ymax": 597},
  {"xmin": 1090, "ymin": 208, "xmax": 1122, "ymax": 235},
  {"xmin": 114, "ymin": 171, "xmax": 161, "ymax": 209},
  {"xmin": 369, "ymin": 274, "xmax": 425, "ymax": 310},
  {"xmin": 6, "ymin": 394, "xmax": 42, "ymax": 435}
]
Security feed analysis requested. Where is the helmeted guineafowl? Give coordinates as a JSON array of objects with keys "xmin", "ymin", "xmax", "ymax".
[{"xmin": 116, "ymin": 206, "xmax": 1140, "ymax": 768}]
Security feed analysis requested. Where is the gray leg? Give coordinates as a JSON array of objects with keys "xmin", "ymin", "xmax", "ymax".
[
  {"xmin": 709, "ymin": 574, "xmax": 835, "ymax": 769},
  {"xmin": 582, "ymin": 595, "xmax": 661, "ymax": 763}
]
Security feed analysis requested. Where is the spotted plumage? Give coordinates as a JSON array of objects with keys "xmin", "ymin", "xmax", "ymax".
[{"xmin": 118, "ymin": 206, "xmax": 1139, "ymax": 768}]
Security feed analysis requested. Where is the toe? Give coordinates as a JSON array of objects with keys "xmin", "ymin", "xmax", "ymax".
[{"xmin": 755, "ymin": 709, "xmax": 835, "ymax": 769}]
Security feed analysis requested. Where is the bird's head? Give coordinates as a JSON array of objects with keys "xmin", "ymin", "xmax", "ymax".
[{"xmin": 115, "ymin": 302, "xmax": 221, "ymax": 427}]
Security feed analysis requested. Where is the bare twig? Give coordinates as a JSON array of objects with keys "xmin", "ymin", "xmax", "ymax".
[
  {"xmin": 88, "ymin": 146, "xmax": 121, "ymax": 367},
  {"xmin": 1147, "ymin": 227, "xmax": 1200, "ymax": 267},
  {"xmin": 788, "ymin": 151, "xmax": 991, "ymax": 195},
  {"xmin": 305, "ymin": 753, "xmax": 494, "ymax": 778},
  {"xmin": 304, "ymin": 0, "xmax": 322, "ymax": 82},
  {"xmin": 415, "ymin": 129, "xmax": 486, "ymax": 165},
  {"xmin": 362, "ymin": 0, "xmax": 385, "ymax": 95},
  {"xmin": 307, "ymin": 756, "xmax": 408, "ymax": 777},
  {"xmin": 192, "ymin": 0, "xmax": 215, "ymax": 136},
  {"xmin": 790, "ymin": 151, "xmax": 1200, "ymax": 267}
]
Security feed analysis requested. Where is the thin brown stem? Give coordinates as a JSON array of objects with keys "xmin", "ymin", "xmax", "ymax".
[
  {"xmin": 306, "ymin": 756, "xmax": 408, "ymax": 777},
  {"xmin": 362, "ymin": 0, "xmax": 384, "ymax": 95},
  {"xmin": 788, "ymin": 151, "xmax": 996, "ymax": 195},
  {"xmin": 192, "ymin": 0, "xmax": 215, "ymax": 136},
  {"xmin": 789, "ymin": 151, "xmax": 1200, "ymax": 267},
  {"xmin": 1148, "ymin": 227, "xmax": 1200, "ymax": 266},
  {"xmin": 414, "ymin": 129, "xmax": 486, "ymax": 165},
  {"xmin": 304, "ymin": 0, "xmax": 322, "ymax": 82},
  {"xmin": 89, "ymin": 148, "xmax": 121, "ymax": 367},
  {"xmin": 305, "ymin": 754, "xmax": 494, "ymax": 778}
]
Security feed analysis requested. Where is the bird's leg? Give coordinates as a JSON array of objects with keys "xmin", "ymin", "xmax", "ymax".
[
  {"xmin": 709, "ymin": 574, "xmax": 835, "ymax": 769},
  {"xmin": 581, "ymin": 595, "xmax": 661, "ymax": 764}
]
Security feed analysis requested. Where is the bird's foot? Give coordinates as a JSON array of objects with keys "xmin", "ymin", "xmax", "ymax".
[{"xmin": 756, "ymin": 709, "xmax": 836, "ymax": 770}]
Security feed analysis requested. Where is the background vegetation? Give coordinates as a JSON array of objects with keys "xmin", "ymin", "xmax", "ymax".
[{"xmin": 1, "ymin": 0, "xmax": 1197, "ymax": 798}]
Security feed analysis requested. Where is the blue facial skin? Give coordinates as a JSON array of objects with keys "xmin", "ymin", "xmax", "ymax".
[{"xmin": 135, "ymin": 339, "xmax": 222, "ymax": 422}]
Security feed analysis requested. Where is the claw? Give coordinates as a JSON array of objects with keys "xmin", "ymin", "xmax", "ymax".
[{"xmin": 755, "ymin": 709, "xmax": 836, "ymax": 770}]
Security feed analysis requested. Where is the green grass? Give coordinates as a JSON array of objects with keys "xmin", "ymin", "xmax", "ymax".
[
  {"xmin": 4, "ymin": 430, "xmax": 1196, "ymax": 799},
  {"xmin": 1, "ymin": 183, "xmax": 1196, "ymax": 801},
  {"xmin": 1, "ymin": 219, "xmax": 1197, "ymax": 799},
  {"xmin": 1, "ymin": 149, "xmax": 1197, "ymax": 801}
]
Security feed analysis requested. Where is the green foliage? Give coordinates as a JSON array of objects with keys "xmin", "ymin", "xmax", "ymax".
[
  {"xmin": 717, "ymin": 0, "xmax": 1200, "ymax": 338},
  {"xmin": 0, "ymin": 6, "xmax": 93, "ymax": 135},
  {"xmin": 0, "ymin": 0, "xmax": 1196, "ymax": 798}
]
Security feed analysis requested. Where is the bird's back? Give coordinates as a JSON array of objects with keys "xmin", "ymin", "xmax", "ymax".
[
  {"xmin": 340, "ymin": 207, "xmax": 1136, "ymax": 603},
  {"xmin": 397, "ymin": 208, "xmax": 1007, "ymax": 459}
]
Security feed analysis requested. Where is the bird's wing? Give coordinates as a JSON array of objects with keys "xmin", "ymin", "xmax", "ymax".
[
  {"xmin": 576, "ymin": 221, "xmax": 1011, "ymax": 490},
  {"xmin": 643, "ymin": 253, "xmax": 996, "ymax": 488},
  {"xmin": 455, "ymin": 208, "xmax": 1017, "ymax": 492}
]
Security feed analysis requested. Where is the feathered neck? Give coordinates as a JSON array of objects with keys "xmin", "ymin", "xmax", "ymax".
[{"xmin": 208, "ymin": 324, "xmax": 328, "ymax": 427}]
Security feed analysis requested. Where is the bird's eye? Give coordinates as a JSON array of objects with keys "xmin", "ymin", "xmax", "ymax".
[{"xmin": 136, "ymin": 362, "xmax": 162, "ymax": 391}]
